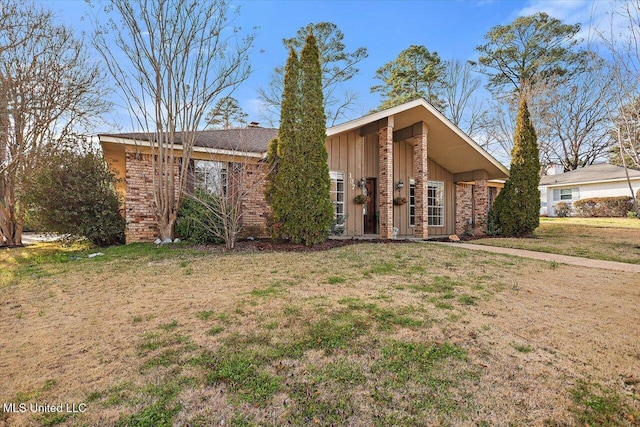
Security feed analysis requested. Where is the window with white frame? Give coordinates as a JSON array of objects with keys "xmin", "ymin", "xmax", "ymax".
[
  {"xmin": 409, "ymin": 179, "xmax": 416, "ymax": 226},
  {"xmin": 194, "ymin": 160, "xmax": 227, "ymax": 195},
  {"xmin": 552, "ymin": 187, "xmax": 578, "ymax": 201},
  {"xmin": 330, "ymin": 171, "xmax": 345, "ymax": 222},
  {"xmin": 427, "ymin": 181, "xmax": 444, "ymax": 227}
]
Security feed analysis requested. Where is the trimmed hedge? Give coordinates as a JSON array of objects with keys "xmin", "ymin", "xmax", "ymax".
[{"xmin": 573, "ymin": 196, "xmax": 633, "ymax": 217}]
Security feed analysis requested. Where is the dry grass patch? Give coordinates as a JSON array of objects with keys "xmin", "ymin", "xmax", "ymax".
[
  {"xmin": 0, "ymin": 241, "xmax": 639, "ymax": 426},
  {"xmin": 473, "ymin": 217, "xmax": 640, "ymax": 264}
]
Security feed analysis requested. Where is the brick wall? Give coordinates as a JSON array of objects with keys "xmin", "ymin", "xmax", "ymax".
[
  {"xmin": 124, "ymin": 153, "xmax": 271, "ymax": 242},
  {"xmin": 125, "ymin": 152, "xmax": 159, "ymax": 242},
  {"xmin": 238, "ymin": 162, "xmax": 270, "ymax": 238},
  {"xmin": 455, "ymin": 180, "xmax": 489, "ymax": 237}
]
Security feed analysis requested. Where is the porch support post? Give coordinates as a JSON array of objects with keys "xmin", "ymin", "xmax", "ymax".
[
  {"xmin": 474, "ymin": 179, "xmax": 489, "ymax": 235},
  {"xmin": 378, "ymin": 117, "xmax": 394, "ymax": 239},
  {"xmin": 410, "ymin": 123, "xmax": 428, "ymax": 238}
]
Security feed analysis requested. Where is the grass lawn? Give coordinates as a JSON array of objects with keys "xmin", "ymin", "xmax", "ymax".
[
  {"xmin": 472, "ymin": 217, "xmax": 640, "ymax": 264},
  {"xmin": 1, "ymin": 240, "xmax": 639, "ymax": 426}
]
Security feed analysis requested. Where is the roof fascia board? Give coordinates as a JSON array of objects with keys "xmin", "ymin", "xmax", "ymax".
[
  {"xmin": 99, "ymin": 135, "xmax": 265, "ymax": 159},
  {"xmin": 542, "ymin": 177, "xmax": 640, "ymax": 188}
]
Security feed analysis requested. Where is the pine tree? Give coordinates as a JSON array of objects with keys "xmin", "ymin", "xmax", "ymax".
[
  {"xmin": 488, "ymin": 95, "xmax": 540, "ymax": 237},
  {"xmin": 265, "ymin": 32, "xmax": 333, "ymax": 245}
]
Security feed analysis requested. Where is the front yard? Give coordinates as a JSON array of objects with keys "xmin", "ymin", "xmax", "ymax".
[
  {"xmin": 0, "ymin": 235, "xmax": 639, "ymax": 426},
  {"xmin": 472, "ymin": 217, "xmax": 640, "ymax": 264}
]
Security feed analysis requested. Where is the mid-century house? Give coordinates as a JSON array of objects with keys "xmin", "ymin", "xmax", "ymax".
[
  {"xmin": 539, "ymin": 163, "xmax": 640, "ymax": 216},
  {"xmin": 99, "ymin": 99, "xmax": 508, "ymax": 243}
]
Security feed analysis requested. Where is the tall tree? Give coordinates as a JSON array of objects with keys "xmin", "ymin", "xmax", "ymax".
[
  {"xmin": 533, "ymin": 57, "xmax": 613, "ymax": 171},
  {"xmin": 93, "ymin": 0, "xmax": 252, "ymax": 241},
  {"xmin": 442, "ymin": 59, "xmax": 486, "ymax": 137},
  {"xmin": 488, "ymin": 95, "xmax": 540, "ymax": 237},
  {"xmin": 473, "ymin": 12, "xmax": 587, "ymax": 94},
  {"xmin": 258, "ymin": 22, "xmax": 368, "ymax": 126},
  {"xmin": 0, "ymin": 1, "xmax": 108, "ymax": 246},
  {"xmin": 205, "ymin": 97, "xmax": 248, "ymax": 129},
  {"xmin": 371, "ymin": 45, "xmax": 447, "ymax": 111},
  {"xmin": 266, "ymin": 47, "xmax": 299, "ymax": 238},
  {"xmin": 597, "ymin": 1, "xmax": 640, "ymax": 215},
  {"xmin": 266, "ymin": 32, "xmax": 333, "ymax": 246}
]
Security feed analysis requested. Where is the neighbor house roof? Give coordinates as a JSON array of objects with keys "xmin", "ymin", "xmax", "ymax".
[
  {"xmin": 539, "ymin": 163, "xmax": 640, "ymax": 187},
  {"xmin": 99, "ymin": 128, "xmax": 278, "ymax": 156},
  {"xmin": 327, "ymin": 98, "xmax": 509, "ymax": 180}
]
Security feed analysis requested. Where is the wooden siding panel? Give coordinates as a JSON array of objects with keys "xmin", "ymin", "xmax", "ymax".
[
  {"xmin": 427, "ymin": 158, "xmax": 455, "ymax": 236},
  {"xmin": 393, "ymin": 141, "xmax": 415, "ymax": 235}
]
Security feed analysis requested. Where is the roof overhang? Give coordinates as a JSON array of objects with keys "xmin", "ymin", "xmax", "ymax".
[
  {"xmin": 541, "ymin": 176, "xmax": 640, "ymax": 188},
  {"xmin": 98, "ymin": 135, "xmax": 266, "ymax": 159},
  {"xmin": 328, "ymin": 99, "xmax": 509, "ymax": 180}
]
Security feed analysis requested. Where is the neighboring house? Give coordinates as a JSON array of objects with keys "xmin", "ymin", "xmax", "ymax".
[
  {"xmin": 539, "ymin": 163, "xmax": 640, "ymax": 216},
  {"xmin": 99, "ymin": 99, "xmax": 508, "ymax": 243}
]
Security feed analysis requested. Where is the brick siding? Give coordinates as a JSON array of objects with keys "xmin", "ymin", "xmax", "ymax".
[{"xmin": 455, "ymin": 179, "xmax": 489, "ymax": 237}]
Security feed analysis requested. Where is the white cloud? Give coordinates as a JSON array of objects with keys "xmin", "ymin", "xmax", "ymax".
[{"xmin": 516, "ymin": 0, "xmax": 618, "ymax": 45}]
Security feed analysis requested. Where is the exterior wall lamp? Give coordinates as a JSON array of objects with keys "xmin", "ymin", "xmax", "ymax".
[
  {"xmin": 359, "ymin": 177, "xmax": 366, "ymax": 190},
  {"xmin": 396, "ymin": 180, "xmax": 404, "ymax": 191}
]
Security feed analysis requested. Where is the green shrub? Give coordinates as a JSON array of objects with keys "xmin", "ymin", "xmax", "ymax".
[
  {"xmin": 175, "ymin": 190, "xmax": 223, "ymax": 244},
  {"xmin": 488, "ymin": 96, "xmax": 540, "ymax": 237},
  {"xmin": 22, "ymin": 147, "xmax": 125, "ymax": 246},
  {"xmin": 265, "ymin": 32, "xmax": 333, "ymax": 246},
  {"xmin": 555, "ymin": 201, "xmax": 572, "ymax": 217},
  {"xmin": 573, "ymin": 196, "xmax": 632, "ymax": 217}
]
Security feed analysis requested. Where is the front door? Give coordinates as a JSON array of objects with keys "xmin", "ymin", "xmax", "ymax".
[{"xmin": 364, "ymin": 178, "xmax": 377, "ymax": 234}]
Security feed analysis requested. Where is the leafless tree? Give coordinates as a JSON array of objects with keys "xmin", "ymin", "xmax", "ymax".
[
  {"xmin": 596, "ymin": 0, "xmax": 640, "ymax": 213},
  {"xmin": 532, "ymin": 58, "xmax": 613, "ymax": 172},
  {"xmin": 92, "ymin": 0, "xmax": 253, "ymax": 241},
  {"xmin": 442, "ymin": 59, "xmax": 486, "ymax": 138},
  {"xmin": 185, "ymin": 134, "xmax": 272, "ymax": 250},
  {"xmin": 0, "ymin": 1, "xmax": 108, "ymax": 246}
]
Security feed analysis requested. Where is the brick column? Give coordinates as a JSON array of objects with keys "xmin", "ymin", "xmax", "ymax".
[
  {"xmin": 455, "ymin": 183, "xmax": 472, "ymax": 236},
  {"xmin": 378, "ymin": 125, "xmax": 394, "ymax": 239},
  {"xmin": 239, "ymin": 163, "xmax": 270, "ymax": 238},
  {"xmin": 410, "ymin": 126, "xmax": 428, "ymax": 238},
  {"xmin": 474, "ymin": 179, "xmax": 489, "ymax": 236}
]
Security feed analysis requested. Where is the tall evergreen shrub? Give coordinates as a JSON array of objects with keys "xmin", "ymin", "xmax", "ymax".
[
  {"xmin": 488, "ymin": 95, "xmax": 540, "ymax": 236},
  {"xmin": 266, "ymin": 31, "xmax": 333, "ymax": 245}
]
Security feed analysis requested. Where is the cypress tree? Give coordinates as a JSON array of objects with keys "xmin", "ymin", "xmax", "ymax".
[
  {"xmin": 488, "ymin": 95, "xmax": 540, "ymax": 237},
  {"xmin": 266, "ymin": 31, "xmax": 333, "ymax": 245},
  {"xmin": 295, "ymin": 29, "xmax": 333, "ymax": 245},
  {"xmin": 266, "ymin": 47, "xmax": 299, "ymax": 239}
]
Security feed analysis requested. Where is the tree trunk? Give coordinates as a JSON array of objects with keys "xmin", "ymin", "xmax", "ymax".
[
  {"xmin": 157, "ymin": 218, "xmax": 175, "ymax": 242},
  {"xmin": 0, "ymin": 186, "xmax": 23, "ymax": 247},
  {"xmin": 618, "ymin": 130, "xmax": 639, "ymax": 215}
]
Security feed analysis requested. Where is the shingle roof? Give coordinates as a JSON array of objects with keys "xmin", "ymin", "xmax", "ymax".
[
  {"xmin": 99, "ymin": 128, "xmax": 278, "ymax": 154},
  {"xmin": 540, "ymin": 163, "xmax": 640, "ymax": 186}
]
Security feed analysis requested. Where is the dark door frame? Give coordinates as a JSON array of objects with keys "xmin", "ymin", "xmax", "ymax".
[{"xmin": 364, "ymin": 178, "xmax": 378, "ymax": 234}]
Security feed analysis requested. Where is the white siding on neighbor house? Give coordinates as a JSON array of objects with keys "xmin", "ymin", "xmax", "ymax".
[{"xmin": 540, "ymin": 179, "xmax": 640, "ymax": 216}]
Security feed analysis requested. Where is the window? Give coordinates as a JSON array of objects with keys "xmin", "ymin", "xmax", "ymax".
[
  {"xmin": 427, "ymin": 181, "xmax": 444, "ymax": 227},
  {"xmin": 409, "ymin": 179, "xmax": 416, "ymax": 226},
  {"xmin": 330, "ymin": 171, "xmax": 345, "ymax": 222},
  {"xmin": 552, "ymin": 188, "xmax": 578, "ymax": 201},
  {"xmin": 194, "ymin": 160, "xmax": 227, "ymax": 195}
]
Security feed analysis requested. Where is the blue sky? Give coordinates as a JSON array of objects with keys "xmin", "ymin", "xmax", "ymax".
[{"xmin": 45, "ymin": 0, "xmax": 610, "ymax": 131}]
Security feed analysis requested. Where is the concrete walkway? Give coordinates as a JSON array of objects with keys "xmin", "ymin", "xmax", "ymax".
[{"xmin": 436, "ymin": 242, "xmax": 640, "ymax": 274}]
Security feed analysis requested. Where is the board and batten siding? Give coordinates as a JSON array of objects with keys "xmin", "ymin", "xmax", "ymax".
[
  {"xmin": 326, "ymin": 131, "xmax": 379, "ymax": 235},
  {"xmin": 393, "ymin": 145, "xmax": 454, "ymax": 237},
  {"xmin": 427, "ymin": 158, "xmax": 455, "ymax": 237},
  {"xmin": 327, "ymin": 131, "xmax": 455, "ymax": 237}
]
